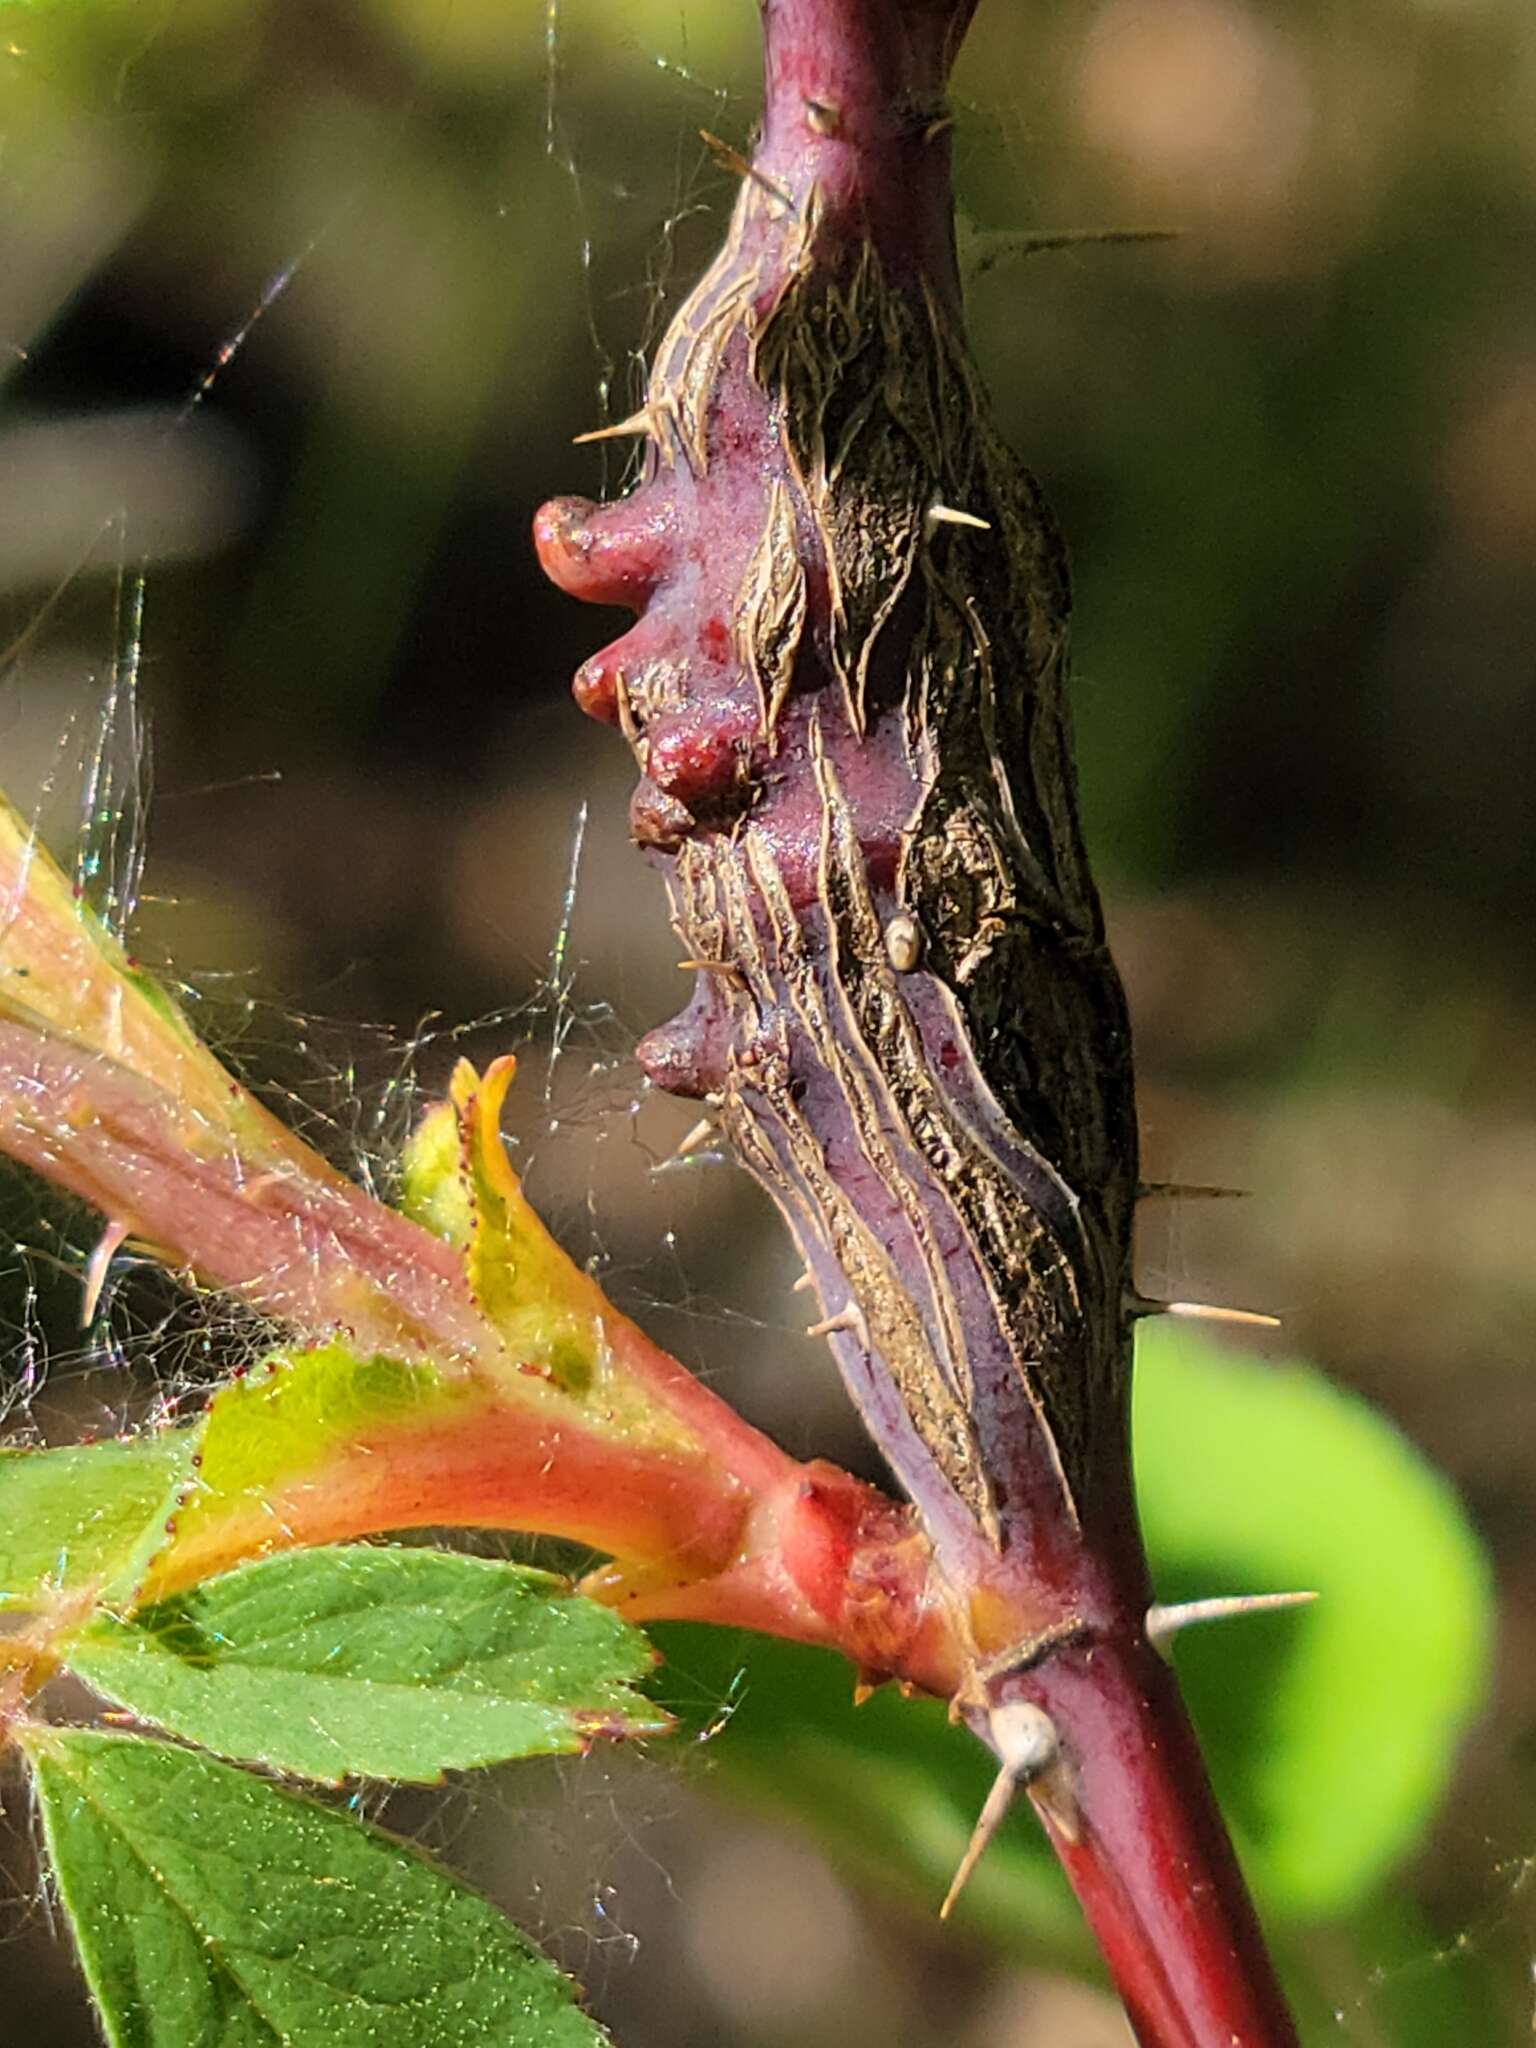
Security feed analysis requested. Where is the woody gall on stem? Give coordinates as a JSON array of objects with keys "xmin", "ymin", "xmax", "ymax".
[{"xmin": 536, "ymin": 1, "xmax": 1304, "ymax": 2041}]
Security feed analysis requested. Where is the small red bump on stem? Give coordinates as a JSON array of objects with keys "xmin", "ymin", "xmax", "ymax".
[
  {"xmin": 635, "ymin": 998, "xmax": 729, "ymax": 1101},
  {"xmin": 644, "ymin": 717, "xmax": 753, "ymax": 813},
  {"xmin": 572, "ymin": 651, "xmax": 623, "ymax": 726},
  {"xmin": 630, "ymin": 777, "xmax": 696, "ymax": 851},
  {"xmin": 531, "ymin": 493, "xmax": 675, "ymax": 610}
]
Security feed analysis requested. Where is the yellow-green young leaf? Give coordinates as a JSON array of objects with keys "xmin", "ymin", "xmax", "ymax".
[
  {"xmin": 64, "ymin": 1545, "xmax": 670, "ymax": 1783},
  {"xmin": 449, "ymin": 1059, "xmax": 602, "ymax": 1394},
  {"xmin": 192, "ymin": 1344, "xmax": 467, "ymax": 1499},
  {"xmin": 399, "ymin": 1097, "xmax": 474, "ymax": 1249},
  {"xmin": 26, "ymin": 1727, "xmax": 608, "ymax": 2048},
  {"xmin": 0, "ymin": 1434, "xmax": 192, "ymax": 1613},
  {"xmin": 142, "ymin": 1342, "xmax": 485, "ymax": 1594}
]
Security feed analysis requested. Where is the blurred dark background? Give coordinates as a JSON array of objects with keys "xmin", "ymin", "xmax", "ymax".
[{"xmin": 1, "ymin": 0, "xmax": 1534, "ymax": 2040}]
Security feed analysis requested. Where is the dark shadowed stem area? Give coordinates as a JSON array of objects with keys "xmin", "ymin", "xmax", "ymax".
[{"xmin": 780, "ymin": 5, "xmax": 1310, "ymax": 2039}]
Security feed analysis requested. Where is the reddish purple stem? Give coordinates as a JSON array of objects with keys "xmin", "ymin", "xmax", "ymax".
[{"xmin": 536, "ymin": 3, "xmax": 1306, "ymax": 2044}]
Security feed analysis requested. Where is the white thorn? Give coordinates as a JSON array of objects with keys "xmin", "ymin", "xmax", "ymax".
[
  {"xmin": 941, "ymin": 1703, "xmax": 1061, "ymax": 1920},
  {"xmin": 806, "ymin": 1302, "xmax": 870, "ymax": 1348},
  {"xmin": 1147, "ymin": 1590, "xmax": 1319, "ymax": 1659},
  {"xmin": 80, "ymin": 1218, "xmax": 130, "ymax": 1326},
  {"xmin": 926, "ymin": 500, "xmax": 991, "ymax": 533},
  {"xmin": 699, "ymin": 130, "xmax": 795, "ymax": 211},
  {"xmin": 613, "ymin": 668, "xmax": 642, "ymax": 748},
  {"xmin": 791, "ymin": 1270, "xmax": 816, "ymax": 1294},
  {"xmin": 1166, "ymin": 1299, "xmax": 1281, "ymax": 1329},
  {"xmin": 667, "ymin": 1116, "xmax": 716, "ymax": 1162},
  {"xmin": 572, "ymin": 407, "xmax": 655, "ymax": 446},
  {"xmin": 677, "ymin": 957, "xmax": 747, "ymax": 989},
  {"xmin": 1126, "ymin": 1293, "xmax": 1280, "ymax": 1330}
]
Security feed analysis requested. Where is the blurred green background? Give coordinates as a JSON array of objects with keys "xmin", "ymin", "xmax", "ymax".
[{"xmin": 1, "ymin": 0, "xmax": 1533, "ymax": 2041}]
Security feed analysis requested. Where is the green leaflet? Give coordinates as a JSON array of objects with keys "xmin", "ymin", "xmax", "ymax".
[
  {"xmin": 137, "ymin": 1341, "xmax": 492, "ymax": 1598},
  {"xmin": 187, "ymin": 1342, "xmax": 469, "ymax": 1503},
  {"xmin": 399, "ymin": 1096, "xmax": 474, "ymax": 1249},
  {"xmin": 0, "ymin": 1434, "xmax": 192, "ymax": 1613},
  {"xmin": 0, "ymin": 1343, "xmax": 476, "ymax": 1625},
  {"xmin": 0, "ymin": 1345, "xmax": 473, "ymax": 1622},
  {"xmin": 655, "ymin": 1325, "xmax": 1494, "ymax": 1940},
  {"xmin": 1132, "ymin": 1320, "xmax": 1493, "ymax": 1919},
  {"xmin": 26, "ymin": 1727, "xmax": 608, "ymax": 2048},
  {"xmin": 66, "ymin": 1545, "xmax": 671, "ymax": 1783}
]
